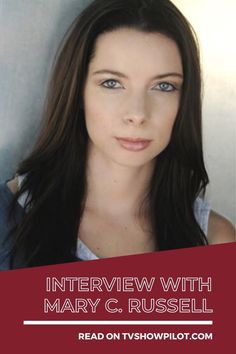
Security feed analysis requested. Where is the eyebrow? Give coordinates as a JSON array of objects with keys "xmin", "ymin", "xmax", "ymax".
[{"xmin": 92, "ymin": 69, "xmax": 183, "ymax": 80}]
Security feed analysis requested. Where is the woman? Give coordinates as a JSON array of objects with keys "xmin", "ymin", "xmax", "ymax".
[{"xmin": 0, "ymin": 0, "xmax": 235, "ymax": 269}]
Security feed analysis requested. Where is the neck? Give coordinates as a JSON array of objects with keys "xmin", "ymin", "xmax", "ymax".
[{"xmin": 85, "ymin": 145, "xmax": 154, "ymax": 218}]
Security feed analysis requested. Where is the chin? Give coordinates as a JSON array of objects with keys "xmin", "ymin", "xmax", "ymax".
[{"xmin": 110, "ymin": 154, "xmax": 157, "ymax": 169}]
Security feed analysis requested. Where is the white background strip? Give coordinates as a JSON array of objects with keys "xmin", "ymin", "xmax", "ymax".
[{"xmin": 23, "ymin": 320, "xmax": 213, "ymax": 325}]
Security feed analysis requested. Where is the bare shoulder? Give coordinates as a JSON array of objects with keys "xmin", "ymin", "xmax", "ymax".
[
  {"xmin": 6, "ymin": 177, "xmax": 18, "ymax": 195},
  {"xmin": 207, "ymin": 210, "xmax": 236, "ymax": 244}
]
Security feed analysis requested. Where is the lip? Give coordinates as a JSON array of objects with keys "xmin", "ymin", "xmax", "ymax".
[{"xmin": 115, "ymin": 137, "xmax": 152, "ymax": 151}]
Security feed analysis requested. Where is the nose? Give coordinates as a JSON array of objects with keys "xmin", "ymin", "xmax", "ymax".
[{"xmin": 123, "ymin": 92, "xmax": 148, "ymax": 126}]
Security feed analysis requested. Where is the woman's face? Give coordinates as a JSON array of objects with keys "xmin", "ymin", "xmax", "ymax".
[{"xmin": 84, "ymin": 28, "xmax": 183, "ymax": 168}]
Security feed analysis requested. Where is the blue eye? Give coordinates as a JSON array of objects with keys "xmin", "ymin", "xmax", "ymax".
[
  {"xmin": 101, "ymin": 79, "xmax": 122, "ymax": 89},
  {"xmin": 155, "ymin": 82, "xmax": 176, "ymax": 92}
]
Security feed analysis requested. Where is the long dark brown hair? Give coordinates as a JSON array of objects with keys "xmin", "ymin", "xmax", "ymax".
[{"xmin": 8, "ymin": 0, "xmax": 209, "ymax": 267}]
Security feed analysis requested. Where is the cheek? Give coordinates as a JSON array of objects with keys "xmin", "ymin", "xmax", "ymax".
[
  {"xmin": 84, "ymin": 89, "xmax": 101, "ymax": 129},
  {"xmin": 84, "ymin": 94, "xmax": 122, "ymax": 139},
  {"xmin": 150, "ymin": 99, "xmax": 179, "ymax": 151},
  {"xmin": 84, "ymin": 85, "xmax": 117, "ymax": 118},
  {"xmin": 152, "ymin": 97, "xmax": 179, "ymax": 130},
  {"xmin": 84, "ymin": 100, "xmax": 113, "ymax": 142}
]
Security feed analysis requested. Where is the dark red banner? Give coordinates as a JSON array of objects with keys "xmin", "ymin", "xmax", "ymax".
[{"xmin": 0, "ymin": 243, "xmax": 235, "ymax": 353}]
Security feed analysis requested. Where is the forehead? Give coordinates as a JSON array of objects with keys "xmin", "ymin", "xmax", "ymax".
[{"xmin": 89, "ymin": 28, "xmax": 183, "ymax": 75}]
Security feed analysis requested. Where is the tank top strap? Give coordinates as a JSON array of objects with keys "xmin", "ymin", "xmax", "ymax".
[{"xmin": 193, "ymin": 197, "xmax": 211, "ymax": 236}]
